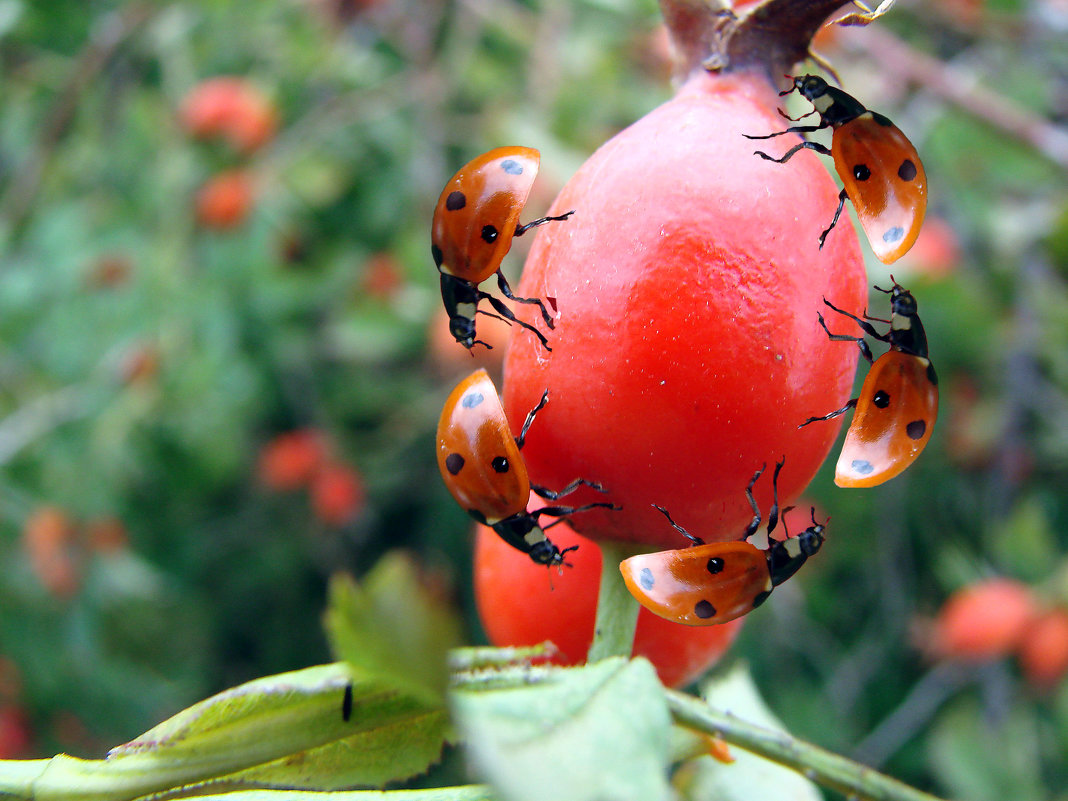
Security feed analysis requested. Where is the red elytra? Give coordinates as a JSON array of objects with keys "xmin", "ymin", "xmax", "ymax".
[
  {"xmin": 800, "ymin": 280, "xmax": 938, "ymax": 488},
  {"xmin": 436, "ymin": 369, "xmax": 614, "ymax": 566}
]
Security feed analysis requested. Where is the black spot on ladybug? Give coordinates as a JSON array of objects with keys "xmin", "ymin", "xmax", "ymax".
[
  {"xmin": 872, "ymin": 390, "xmax": 891, "ymax": 408},
  {"xmin": 481, "ymin": 225, "xmax": 499, "ymax": 244},
  {"xmin": 461, "ymin": 392, "xmax": 484, "ymax": 409},
  {"xmin": 872, "ymin": 112, "xmax": 894, "ymax": 127},
  {"xmin": 706, "ymin": 557, "xmax": 725, "ymax": 575},
  {"xmin": 639, "ymin": 567, "xmax": 654, "ymax": 591},
  {"xmin": 431, "ymin": 243, "xmax": 443, "ymax": 267},
  {"xmin": 445, "ymin": 191, "xmax": 466, "ymax": 211},
  {"xmin": 468, "ymin": 508, "xmax": 487, "ymax": 524},
  {"xmin": 500, "ymin": 159, "xmax": 524, "ymax": 175},
  {"xmin": 883, "ymin": 226, "xmax": 905, "ymax": 244},
  {"xmin": 906, "ymin": 420, "xmax": 927, "ymax": 440},
  {"xmin": 752, "ymin": 590, "xmax": 772, "ymax": 609},
  {"xmin": 897, "ymin": 159, "xmax": 917, "ymax": 181},
  {"xmin": 853, "ymin": 164, "xmax": 872, "ymax": 181},
  {"xmin": 694, "ymin": 600, "xmax": 717, "ymax": 619},
  {"xmin": 491, "ymin": 456, "xmax": 509, "ymax": 473},
  {"xmin": 926, "ymin": 362, "xmax": 939, "ymax": 386},
  {"xmin": 342, "ymin": 683, "xmax": 353, "ymax": 721},
  {"xmin": 851, "ymin": 459, "xmax": 875, "ymax": 475},
  {"xmin": 445, "ymin": 453, "xmax": 465, "ymax": 475}
]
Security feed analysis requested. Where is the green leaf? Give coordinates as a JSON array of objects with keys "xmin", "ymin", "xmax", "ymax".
[
  {"xmin": 214, "ymin": 708, "xmax": 451, "ymax": 790},
  {"xmin": 139, "ymin": 788, "xmax": 496, "ymax": 801},
  {"xmin": 451, "ymin": 657, "xmax": 673, "ymax": 801},
  {"xmin": 674, "ymin": 663, "xmax": 821, "ymax": 801},
  {"xmin": 324, "ymin": 552, "xmax": 464, "ymax": 705},
  {"xmin": 28, "ymin": 664, "xmax": 439, "ymax": 801}
]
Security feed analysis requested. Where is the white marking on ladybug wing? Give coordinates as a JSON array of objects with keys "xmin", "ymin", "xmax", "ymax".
[
  {"xmin": 891, "ymin": 315, "xmax": 912, "ymax": 331},
  {"xmin": 812, "ymin": 94, "xmax": 834, "ymax": 114},
  {"xmin": 783, "ymin": 538, "xmax": 803, "ymax": 558},
  {"xmin": 456, "ymin": 302, "xmax": 477, "ymax": 320}
]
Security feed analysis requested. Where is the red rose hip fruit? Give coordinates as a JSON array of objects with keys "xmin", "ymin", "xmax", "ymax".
[{"xmin": 503, "ymin": 70, "xmax": 867, "ymax": 549}]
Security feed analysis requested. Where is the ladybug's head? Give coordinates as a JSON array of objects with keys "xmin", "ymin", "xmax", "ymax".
[
  {"xmin": 876, "ymin": 278, "xmax": 918, "ymax": 318},
  {"xmin": 784, "ymin": 74, "xmax": 829, "ymax": 101},
  {"xmin": 529, "ymin": 540, "xmax": 578, "ymax": 568},
  {"xmin": 797, "ymin": 508, "xmax": 828, "ymax": 557},
  {"xmin": 449, "ymin": 316, "xmax": 493, "ymax": 352}
]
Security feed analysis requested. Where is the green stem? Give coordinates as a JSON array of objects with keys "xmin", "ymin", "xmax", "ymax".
[
  {"xmin": 665, "ymin": 690, "xmax": 952, "ymax": 801},
  {"xmin": 586, "ymin": 541, "xmax": 641, "ymax": 663}
]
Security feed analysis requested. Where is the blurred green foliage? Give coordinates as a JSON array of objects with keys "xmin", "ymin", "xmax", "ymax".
[{"xmin": 0, "ymin": 0, "xmax": 1067, "ymax": 797}]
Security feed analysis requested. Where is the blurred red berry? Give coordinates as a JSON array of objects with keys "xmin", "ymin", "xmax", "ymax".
[
  {"xmin": 929, "ymin": 578, "xmax": 1038, "ymax": 661},
  {"xmin": 258, "ymin": 429, "xmax": 329, "ymax": 491},
  {"xmin": 361, "ymin": 253, "xmax": 406, "ymax": 300},
  {"xmin": 310, "ymin": 463, "xmax": 365, "ymax": 526},
  {"xmin": 196, "ymin": 170, "xmax": 255, "ymax": 230},
  {"xmin": 0, "ymin": 706, "xmax": 31, "ymax": 758},
  {"xmin": 1019, "ymin": 607, "xmax": 1068, "ymax": 690},
  {"xmin": 85, "ymin": 516, "xmax": 129, "ymax": 554},
  {"xmin": 85, "ymin": 253, "xmax": 133, "ymax": 289},
  {"xmin": 180, "ymin": 77, "xmax": 277, "ymax": 153},
  {"xmin": 118, "ymin": 343, "xmax": 160, "ymax": 386},
  {"xmin": 22, "ymin": 506, "xmax": 80, "ymax": 598}
]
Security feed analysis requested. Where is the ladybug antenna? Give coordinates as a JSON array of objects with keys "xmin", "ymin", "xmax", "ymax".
[{"xmin": 472, "ymin": 339, "xmax": 493, "ymax": 351}]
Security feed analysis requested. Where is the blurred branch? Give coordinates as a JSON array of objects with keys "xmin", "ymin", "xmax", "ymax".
[
  {"xmin": 844, "ymin": 25, "xmax": 1068, "ymax": 172},
  {"xmin": 850, "ymin": 661, "xmax": 973, "ymax": 768},
  {"xmin": 666, "ymin": 689, "xmax": 951, "ymax": 801},
  {"xmin": 0, "ymin": 3, "xmax": 154, "ymax": 241},
  {"xmin": 0, "ymin": 386, "xmax": 96, "ymax": 467}
]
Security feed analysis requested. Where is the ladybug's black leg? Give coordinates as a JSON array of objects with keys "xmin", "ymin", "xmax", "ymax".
[
  {"xmin": 777, "ymin": 506, "xmax": 795, "ymax": 542},
  {"xmin": 777, "ymin": 107, "xmax": 818, "ymax": 123},
  {"xmin": 535, "ymin": 501, "xmax": 620, "ymax": 523},
  {"xmin": 531, "ymin": 477, "xmax": 608, "ymax": 500},
  {"xmin": 743, "ymin": 120, "xmax": 830, "ymax": 140},
  {"xmin": 816, "ymin": 310, "xmax": 874, "ymax": 364},
  {"xmin": 481, "ymin": 292, "xmax": 551, "ymax": 351},
  {"xmin": 798, "ymin": 398, "xmax": 858, "ymax": 428},
  {"xmin": 822, "ymin": 299, "xmax": 890, "ymax": 347},
  {"xmin": 475, "ymin": 308, "xmax": 514, "ymax": 326},
  {"xmin": 764, "ymin": 457, "xmax": 786, "ymax": 540},
  {"xmin": 817, "ymin": 188, "xmax": 849, "ymax": 250},
  {"xmin": 494, "ymin": 270, "xmax": 555, "ymax": 330},
  {"xmin": 515, "ymin": 389, "xmax": 549, "ymax": 450},
  {"xmin": 752, "ymin": 139, "xmax": 832, "ymax": 165},
  {"xmin": 652, "ymin": 504, "xmax": 703, "ymax": 547},
  {"xmin": 514, "ymin": 209, "xmax": 575, "ymax": 236},
  {"xmin": 742, "ymin": 463, "xmax": 768, "ymax": 540}
]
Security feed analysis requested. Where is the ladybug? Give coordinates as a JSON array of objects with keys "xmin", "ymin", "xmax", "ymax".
[
  {"xmin": 619, "ymin": 459, "xmax": 827, "ymax": 626},
  {"xmin": 431, "ymin": 146, "xmax": 573, "ymax": 351},
  {"xmin": 745, "ymin": 74, "xmax": 927, "ymax": 264},
  {"xmin": 437, "ymin": 368, "xmax": 616, "ymax": 567},
  {"xmin": 800, "ymin": 279, "xmax": 938, "ymax": 488}
]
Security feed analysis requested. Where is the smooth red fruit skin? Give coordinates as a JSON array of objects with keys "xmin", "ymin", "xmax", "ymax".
[
  {"xmin": 474, "ymin": 521, "xmax": 741, "ymax": 688},
  {"xmin": 502, "ymin": 71, "xmax": 866, "ymax": 548}
]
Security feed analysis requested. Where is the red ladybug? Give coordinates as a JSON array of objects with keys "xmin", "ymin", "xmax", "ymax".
[
  {"xmin": 436, "ymin": 368, "xmax": 616, "ymax": 566},
  {"xmin": 619, "ymin": 460, "xmax": 827, "ymax": 626},
  {"xmin": 800, "ymin": 280, "xmax": 938, "ymax": 487},
  {"xmin": 746, "ymin": 74, "xmax": 927, "ymax": 264},
  {"xmin": 431, "ymin": 147, "xmax": 573, "ymax": 351}
]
